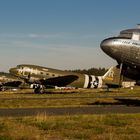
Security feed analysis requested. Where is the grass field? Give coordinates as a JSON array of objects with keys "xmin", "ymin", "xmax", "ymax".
[
  {"xmin": 0, "ymin": 114, "xmax": 139, "ymax": 140},
  {"xmin": 0, "ymin": 88, "xmax": 139, "ymax": 140},
  {"xmin": 0, "ymin": 88, "xmax": 139, "ymax": 108}
]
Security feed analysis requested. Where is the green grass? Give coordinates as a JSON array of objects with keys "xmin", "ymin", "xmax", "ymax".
[
  {"xmin": 1, "ymin": 87, "xmax": 140, "ymax": 98},
  {"xmin": 0, "ymin": 88, "xmax": 139, "ymax": 108},
  {"xmin": 0, "ymin": 114, "xmax": 139, "ymax": 140},
  {"xmin": 0, "ymin": 98, "xmax": 120, "ymax": 108},
  {"xmin": 0, "ymin": 88, "xmax": 139, "ymax": 139}
]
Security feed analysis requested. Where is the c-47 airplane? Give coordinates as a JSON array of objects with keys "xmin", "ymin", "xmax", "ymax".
[
  {"xmin": 100, "ymin": 24, "xmax": 140, "ymax": 85},
  {"xmin": 9, "ymin": 64, "xmax": 121, "ymax": 93}
]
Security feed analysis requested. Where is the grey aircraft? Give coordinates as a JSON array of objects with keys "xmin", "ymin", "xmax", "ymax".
[{"xmin": 100, "ymin": 24, "xmax": 140, "ymax": 85}]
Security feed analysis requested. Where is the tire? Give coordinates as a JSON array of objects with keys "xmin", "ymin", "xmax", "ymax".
[{"xmin": 34, "ymin": 85, "xmax": 44, "ymax": 94}]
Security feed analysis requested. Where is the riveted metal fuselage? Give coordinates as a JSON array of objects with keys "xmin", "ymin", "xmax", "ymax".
[{"xmin": 101, "ymin": 37, "xmax": 140, "ymax": 69}]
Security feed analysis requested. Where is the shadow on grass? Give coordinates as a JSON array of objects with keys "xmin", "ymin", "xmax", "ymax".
[{"xmin": 87, "ymin": 99, "xmax": 140, "ymax": 106}]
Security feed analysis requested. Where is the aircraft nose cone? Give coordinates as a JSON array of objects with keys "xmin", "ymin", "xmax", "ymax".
[
  {"xmin": 9, "ymin": 68, "xmax": 18, "ymax": 75},
  {"xmin": 100, "ymin": 38, "xmax": 121, "ymax": 60},
  {"xmin": 100, "ymin": 39, "xmax": 111, "ymax": 54}
]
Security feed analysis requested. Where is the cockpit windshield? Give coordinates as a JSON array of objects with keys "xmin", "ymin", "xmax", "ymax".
[{"xmin": 119, "ymin": 25, "xmax": 140, "ymax": 40}]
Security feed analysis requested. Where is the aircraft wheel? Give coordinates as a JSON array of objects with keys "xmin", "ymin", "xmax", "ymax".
[
  {"xmin": 34, "ymin": 85, "xmax": 44, "ymax": 94},
  {"xmin": 0, "ymin": 85, "xmax": 3, "ymax": 91},
  {"xmin": 34, "ymin": 88, "xmax": 39, "ymax": 94}
]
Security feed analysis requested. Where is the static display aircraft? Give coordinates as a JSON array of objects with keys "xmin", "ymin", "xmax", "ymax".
[
  {"xmin": 0, "ymin": 72, "xmax": 24, "ymax": 91},
  {"xmin": 100, "ymin": 24, "xmax": 140, "ymax": 85},
  {"xmin": 9, "ymin": 64, "xmax": 120, "ymax": 93}
]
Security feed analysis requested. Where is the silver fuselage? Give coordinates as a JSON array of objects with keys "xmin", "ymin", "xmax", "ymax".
[
  {"xmin": 101, "ymin": 37, "xmax": 140, "ymax": 70},
  {"xmin": 100, "ymin": 25, "xmax": 140, "ymax": 82}
]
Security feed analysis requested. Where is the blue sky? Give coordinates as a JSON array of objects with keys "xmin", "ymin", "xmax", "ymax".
[{"xmin": 0, "ymin": 0, "xmax": 140, "ymax": 71}]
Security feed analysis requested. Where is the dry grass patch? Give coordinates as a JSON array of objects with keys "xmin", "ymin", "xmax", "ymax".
[
  {"xmin": 0, "ymin": 114, "xmax": 139, "ymax": 139},
  {"xmin": 0, "ymin": 117, "xmax": 47, "ymax": 140},
  {"xmin": 16, "ymin": 113, "xmax": 140, "ymax": 140}
]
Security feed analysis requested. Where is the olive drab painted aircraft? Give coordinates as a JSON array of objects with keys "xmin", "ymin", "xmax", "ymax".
[
  {"xmin": 0, "ymin": 72, "xmax": 24, "ymax": 91},
  {"xmin": 100, "ymin": 24, "xmax": 140, "ymax": 85},
  {"xmin": 9, "ymin": 64, "xmax": 121, "ymax": 93}
]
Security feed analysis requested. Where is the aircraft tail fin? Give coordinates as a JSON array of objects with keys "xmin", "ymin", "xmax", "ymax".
[{"xmin": 102, "ymin": 66, "xmax": 121, "ymax": 87}]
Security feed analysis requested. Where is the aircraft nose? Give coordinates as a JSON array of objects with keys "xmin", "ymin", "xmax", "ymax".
[
  {"xmin": 100, "ymin": 38, "xmax": 121, "ymax": 60},
  {"xmin": 9, "ymin": 68, "xmax": 18, "ymax": 75},
  {"xmin": 100, "ymin": 39, "xmax": 111, "ymax": 54}
]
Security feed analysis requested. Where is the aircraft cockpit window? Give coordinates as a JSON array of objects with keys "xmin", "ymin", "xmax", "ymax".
[
  {"xmin": 132, "ymin": 32, "xmax": 140, "ymax": 41},
  {"xmin": 17, "ymin": 65, "xmax": 23, "ymax": 69},
  {"xmin": 119, "ymin": 33, "xmax": 132, "ymax": 38}
]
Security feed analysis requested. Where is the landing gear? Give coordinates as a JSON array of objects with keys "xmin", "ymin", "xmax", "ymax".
[
  {"xmin": 34, "ymin": 84, "xmax": 45, "ymax": 94},
  {"xmin": 0, "ymin": 85, "xmax": 5, "ymax": 91},
  {"xmin": 119, "ymin": 63, "xmax": 123, "ymax": 87}
]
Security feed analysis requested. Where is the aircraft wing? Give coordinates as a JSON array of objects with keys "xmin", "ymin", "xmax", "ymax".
[
  {"xmin": 38, "ymin": 75, "xmax": 79, "ymax": 87},
  {"xmin": 1, "ymin": 81, "xmax": 23, "ymax": 87}
]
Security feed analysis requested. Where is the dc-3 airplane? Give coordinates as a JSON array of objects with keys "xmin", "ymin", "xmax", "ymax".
[
  {"xmin": 9, "ymin": 64, "xmax": 120, "ymax": 93},
  {"xmin": 8, "ymin": 24, "xmax": 140, "ymax": 93},
  {"xmin": 101, "ymin": 24, "xmax": 140, "ymax": 86}
]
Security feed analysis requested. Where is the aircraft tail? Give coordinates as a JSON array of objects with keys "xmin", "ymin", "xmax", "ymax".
[{"xmin": 102, "ymin": 66, "xmax": 121, "ymax": 88}]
